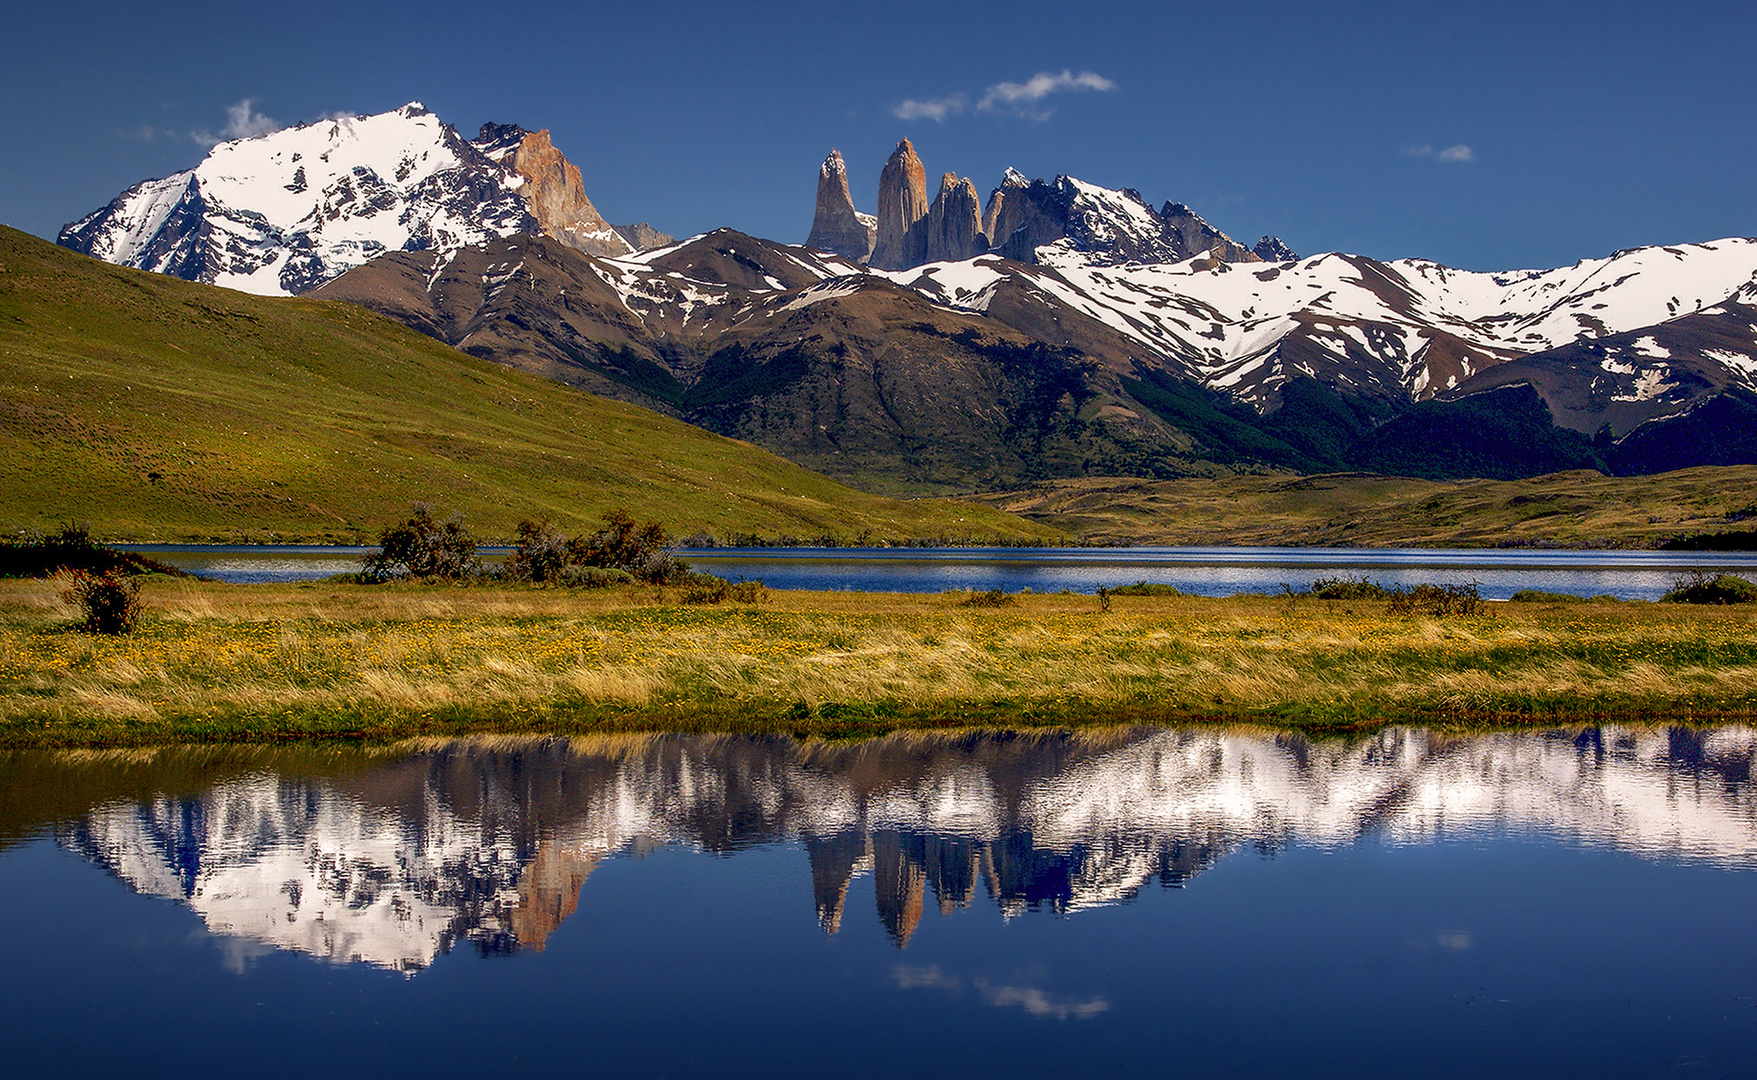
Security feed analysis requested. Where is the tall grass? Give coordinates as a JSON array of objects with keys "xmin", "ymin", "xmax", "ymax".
[{"xmin": 2, "ymin": 579, "xmax": 1754, "ymax": 747}]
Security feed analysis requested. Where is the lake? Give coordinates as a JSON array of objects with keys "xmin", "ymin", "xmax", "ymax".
[
  {"xmin": 3, "ymin": 727, "xmax": 1754, "ymax": 1077},
  {"xmin": 121, "ymin": 543, "xmax": 1757, "ymax": 599}
]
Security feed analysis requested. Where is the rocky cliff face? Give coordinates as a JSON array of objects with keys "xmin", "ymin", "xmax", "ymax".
[
  {"xmin": 805, "ymin": 149, "xmax": 876, "ymax": 262},
  {"xmin": 923, "ymin": 173, "xmax": 988, "ymax": 264},
  {"xmin": 870, "ymin": 139, "xmax": 930, "ymax": 271},
  {"xmin": 511, "ymin": 128, "xmax": 631, "ymax": 258}
]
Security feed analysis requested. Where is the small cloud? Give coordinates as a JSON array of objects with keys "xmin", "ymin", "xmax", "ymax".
[
  {"xmin": 978, "ymin": 69, "xmax": 1116, "ymax": 120},
  {"xmin": 893, "ymin": 964, "xmax": 960, "ymax": 990},
  {"xmin": 1404, "ymin": 143, "xmax": 1474, "ymax": 163},
  {"xmin": 190, "ymin": 98, "xmax": 283, "ymax": 147},
  {"xmin": 113, "ymin": 124, "xmax": 162, "ymax": 141},
  {"xmin": 893, "ymin": 94, "xmax": 968, "ymax": 123}
]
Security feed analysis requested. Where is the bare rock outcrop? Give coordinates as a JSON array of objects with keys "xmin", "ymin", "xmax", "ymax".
[
  {"xmin": 512, "ymin": 129, "xmax": 634, "ymax": 258},
  {"xmin": 870, "ymin": 139, "xmax": 929, "ymax": 271},
  {"xmin": 924, "ymin": 173, "xmax": 987, "ymax": 264},
  {"xmin": 805, "ymin": 149, "xmax": 877, "ymax": 262}
]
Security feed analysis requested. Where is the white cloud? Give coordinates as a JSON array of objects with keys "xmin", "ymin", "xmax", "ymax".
[
  {"xmin": 893, "ymin": 94, "xmax": 968, "ymax": 122},
  {"xmin": 1404, "ymin": 143, "xmax": 1475, "ymax": 163},
  {"xmin": 978, "ymin": 69, "xmax": 1116, "ymax": 120},
  {"xmin": 190, "ymin": 98, "xmax": 283, "ymax": 147}
]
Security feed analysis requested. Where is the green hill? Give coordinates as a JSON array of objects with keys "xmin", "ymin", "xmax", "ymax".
[{"xmin": 0, "ymin": 227, "xmax": 1056, "ymax": 544}]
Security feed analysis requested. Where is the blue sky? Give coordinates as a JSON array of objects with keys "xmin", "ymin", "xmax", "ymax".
[{"xmin": 3, "ymin": 0, "xmax": 1754, "ymax": 271}]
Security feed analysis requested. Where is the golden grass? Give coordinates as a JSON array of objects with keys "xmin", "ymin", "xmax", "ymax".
[{"xmin": 1, "ymin": 577, "xmax": 1753, "ymax": 747}]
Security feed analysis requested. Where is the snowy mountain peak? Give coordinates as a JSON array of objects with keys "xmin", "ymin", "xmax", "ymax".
[{"xmin": 59, "ymin": 104, "xmax": 668, "ymax": 296}]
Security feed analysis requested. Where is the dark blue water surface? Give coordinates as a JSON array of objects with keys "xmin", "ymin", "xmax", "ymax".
[
  {"xmin": 121, "ymin": 543, "xmax": 1757, "ymax": 599},
  {"xmin": 2, "ymin": 727, "xmax": 1754, "ymax": 1077}
]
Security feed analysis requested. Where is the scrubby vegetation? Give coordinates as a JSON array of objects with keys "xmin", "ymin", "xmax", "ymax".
[
  {"xmin": 361, "ymin": 505, "xmax": 479, "ymax": 582},
  {"xmin": 1386, "ymin": 582, "xmax": 1483, "ymax": 616},
  {"xmin": 1, "ymin": 525, "xmax": 178, "ymax": 579},
  {"xmin": 1309, "ymin": 575, "xmax": 1386, "ymax": 600},
  {"xmin": 59, "ymin": 571, "xmax": 144, "ymax": 634},
  {"xmin": 1662, "ymin": 572, "xmax": 1757, "ymax": 605}
]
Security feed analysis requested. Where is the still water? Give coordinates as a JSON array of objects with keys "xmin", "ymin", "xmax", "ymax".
[
  {"xmin": 2, "ymin": 727, "xmax": 1754, "ymax": 1077},
  {"xmin": 121, "ymin": 543, "xmax": 1757, "ymax": 599}
]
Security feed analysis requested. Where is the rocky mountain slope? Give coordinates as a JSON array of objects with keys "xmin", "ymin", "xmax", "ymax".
[
  {"xmin": 60, "ymin": 103, "xmax": 1757, "ymax": 487},
  {"xmin": 58, "ymin": 103, "xmax": 671, "ymax": 296}
]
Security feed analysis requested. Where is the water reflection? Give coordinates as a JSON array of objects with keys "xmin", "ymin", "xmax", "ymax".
[{"xmin": 15, "ymin": 726, "xmax": 1756, "ymax": 972}]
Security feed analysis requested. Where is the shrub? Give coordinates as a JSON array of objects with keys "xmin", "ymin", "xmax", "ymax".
[
  {"xmin": 557, "ymin": 566, "xmax": 633, "ymax": 589},
  {"xmin": 961, "ymin": 588, "xmax": 1016, "ymax": 608},
  {"xmin": 362, "ymin": 504, "xmax": 478, "ymax": 582},
  {"xmin": 1510, "ymin": 589, "xmax": 1582, "ymax": 603},
  {"xmin": 1, "ymin": 524, "xmax": 180, "ymax": 579},
  {"xmin": 1107, "ymin": 581, "xmax": 1183, "ymax": 596},
  {"xmin": 1662, "ymin": 571, "xmax": 1757, "ymax": 605},
  {"xmin": 1310, "ymin": 575, "xmax": 1385, "ymax": 600},
  {"xmin": 569, "ymin": 509, "xmax": 690, "ymax": 584},
  {"xmin": 1386, "ymin": 582, "xmax": 1482, "ymax": 616},
  {"xmin": 505, "ymin": 519, "xmax": 569, "ymax": 582},
  {"xmin": 62, "ymin": 571, "xmax": 143, "ymax": 634}
]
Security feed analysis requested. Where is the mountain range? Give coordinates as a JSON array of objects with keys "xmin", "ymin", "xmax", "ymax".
[{"xmin": 57, "ymin": 103, "xmax": 1757, "ymax": 492}]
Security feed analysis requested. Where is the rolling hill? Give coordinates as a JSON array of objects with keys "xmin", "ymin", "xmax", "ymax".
[{"xmin": 0, "ymin": 226, "xmax": 1053, "ymax": 544}]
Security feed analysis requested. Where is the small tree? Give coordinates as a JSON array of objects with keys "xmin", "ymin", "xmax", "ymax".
[
  {"xmin": 363, "ymin": 504, "xmax": 478, "ymax": 581},
  {"xmin": 571, "ymin": 509, "xmax": 687, "ymax": 583},
  {"xmin": 505, "ymin": 519, "xmax": 569, "ymax": 582}
]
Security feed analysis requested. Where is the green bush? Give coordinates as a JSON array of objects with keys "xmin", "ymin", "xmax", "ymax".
[
  {"xmin": 2, "ymin": 524, "xmax": 179, "ymax": 579},
  {"xmin": 505, "ymin": 519, "xmax": 569, "ymax": 582},
  {"xmin": 1386, "ymin": 582, "xmax": 1482, "ymax": 616},
  {"xmin": 1510, "ymin": 589, "xmax": 1582, "ymax": 603},
  {"xmin": 362, "ymin": 504, "xmax": 478, "ymax": 582},
  {"xmin": 558, "ymin": 566, "xmax": 633, "ymax": 589},
  {"xmin": 62, "ymin": 571, "xmax": 143, "ymax": 633},
  {"xmin": 1662, "ymin": 572, "xmax": 1757, "ymax": 605},
  {"xmin": 1107, "ymin": 581, "xmax": 1184, "ymax": 596},
  {"xmin": 1310, "ymin": 575, "xmax": 1385, "ymax": 600}
]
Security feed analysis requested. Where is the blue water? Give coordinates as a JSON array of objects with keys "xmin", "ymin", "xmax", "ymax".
[
  {"xmin": 2, "ymin": 728, "xmax": 1754, "ymax": 1077},
  {"xmin": 119, "ymin": 543, "xmax": 1757, "ymax": 599}
]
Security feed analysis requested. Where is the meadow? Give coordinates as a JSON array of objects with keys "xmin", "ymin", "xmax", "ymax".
[{"xmin": 2, "ymin": 576, "xmax": 1752, "ymax": 747}]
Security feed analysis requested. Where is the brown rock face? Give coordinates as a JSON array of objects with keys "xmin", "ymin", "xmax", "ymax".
[
  {"xmin": 870, "ymin": 139, "xmax": 929, "ymax": 271},
  {"xmin": 924, "ymin": 173, "xmax": 987, "ymax": 264},
  {"xmin": 512, "ymin": 129, "xmax": 633, "ymax": 258},
  {"xmin": 805, "ymin": 149, "xmax": 876, "ymax": 262},
  {"xmin": 983, "ymin": 168, "xmax": 1032, "ymax": 251}
]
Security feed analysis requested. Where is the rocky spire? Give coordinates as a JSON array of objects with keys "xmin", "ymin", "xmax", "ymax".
[
  {"xmin": 805, "ymin": 149, "xmax": 876, "ymax": 262},
  {"xmin": 983, "ymin": 168, "xmax": 1032, "ymax": 252},
  {"xmin": 924, "ymin": 173, "xmax": 987, "ymax": 264},
  {"xmin": 870, "ymin": 138, "xmax": 929, "ymax": 271},
  {"xmin": 512, "ymin": 129, "xmax": 633, "ymax": 257}
]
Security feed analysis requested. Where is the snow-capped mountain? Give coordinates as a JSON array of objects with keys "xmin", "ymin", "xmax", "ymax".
[
  {"xmin": 55, "ymin": 726, "xmax": 1757, "ymax": 967},
  {"xmin": 58, "ymin": 103, "xmax": 668, "ymax": 296}
]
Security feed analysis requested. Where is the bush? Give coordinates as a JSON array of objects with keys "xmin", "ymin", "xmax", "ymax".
[
  {"xmin": 960, "ymin": 588, "xmax": 1016, "ymax": 608},
  {"xmin": 1510, "ymin": 589, "xmax": 1582, "ymax": 603},
  {"xmin": 563, "ymin": 509, "xmax": 690, "ymax": 584},
  {"xmin": 1662, "ymin": 571, "xmax": 1757, "ymax": 605},
  {"xmin": 557, "ymin": 566, "xmax": 633, "ymax": 589},
  {"xmin": 1310, "ymin": 575, "xmax": 1385, "ymax": 600},
  {"xmin": 1107, "ymin": 581, "xmax": 1183, "ymax": 596},
  {"xmin": 62, "ymin": 571, "xmax": 143, "ymax": 633},
  {"xmin": 362, "ymin": 504, "xmax": 478, "ymax": 582},
  {"xmin": 504, "ymin": 519, "xmax": 569, "ymax": 582},
  {"xmin": 1386, "ymin": 582, "xmax": 1482, "ymax": 616},
  {"xmin": 2, "ymin": 524, "xmax": 180, "ymax": 579}
]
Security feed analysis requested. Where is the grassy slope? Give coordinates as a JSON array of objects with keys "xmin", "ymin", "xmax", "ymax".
[
  {"xmin": 2, "ymin": 578, "xmax": 1753, "ymax": 747},
  {"xmin": 972, "ymin": 468, "xmax": 1757, "ymax": 547},
  {"xmin": 0, "ymin": 226, "xmax": 1055, "ymax": 544}
]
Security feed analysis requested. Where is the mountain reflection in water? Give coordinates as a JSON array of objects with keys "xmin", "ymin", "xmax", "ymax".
[{"xmin": 28, "ymin": 725, "xmax": 1757, "ymax": 973}]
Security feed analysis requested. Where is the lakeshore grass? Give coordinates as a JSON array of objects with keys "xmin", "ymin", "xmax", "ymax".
[{"xmin": 1, "ymin": 577, "xmax": 1753, "ymax": 747}]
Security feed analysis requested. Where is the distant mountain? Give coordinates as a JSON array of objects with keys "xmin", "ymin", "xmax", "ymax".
[{"xmin": 57, "ymin": 103, "xmax": 671, "ymax": 296}]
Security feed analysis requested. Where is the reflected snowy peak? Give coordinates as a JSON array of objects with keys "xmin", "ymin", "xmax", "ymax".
[{"xmin": 43, "ymin": 726, "xmax": 1757, "ymax": 970}]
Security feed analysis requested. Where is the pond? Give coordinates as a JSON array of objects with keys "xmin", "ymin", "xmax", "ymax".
[
  {"xmin": 3, "ymin": 727, "xmax": 1754, "ymax": 1077},
  {"xmin": 120, "ymin": 543, "xmax": 1757, "ymax": 599}
]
